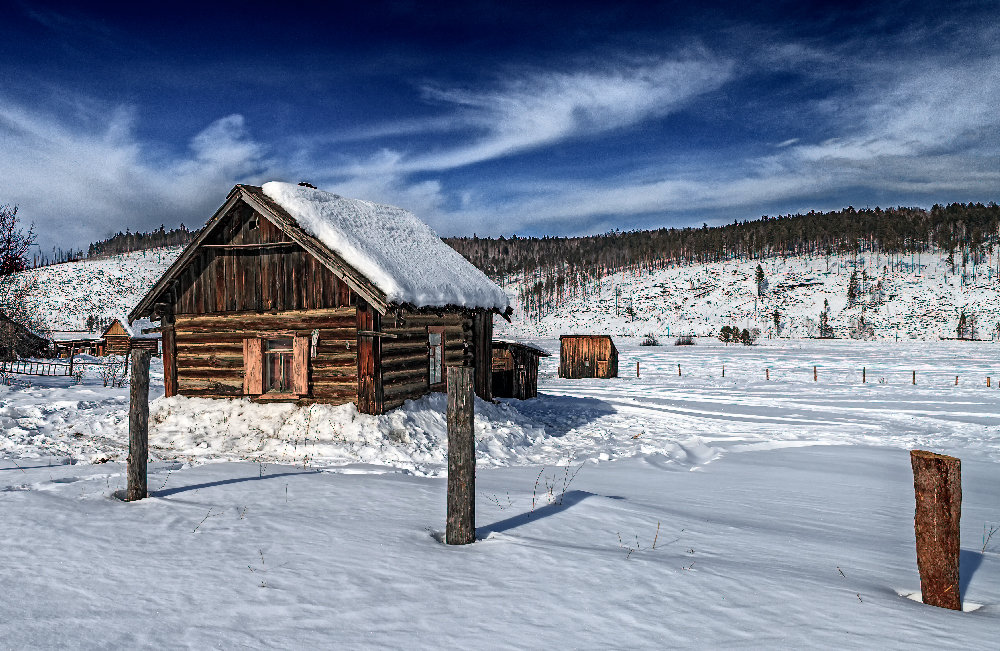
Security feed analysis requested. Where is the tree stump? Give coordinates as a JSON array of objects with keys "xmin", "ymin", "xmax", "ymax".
[
  {"xmin": 447, "ymin": 366, "xmax": 475, "ymax": 545},
  {"xmin": 910, "ymin": 449, "xmax": 962, "ymax": 610},
  {"xmin": 126, "ymin": 350, "xmax": 151, "ymax": 502}
]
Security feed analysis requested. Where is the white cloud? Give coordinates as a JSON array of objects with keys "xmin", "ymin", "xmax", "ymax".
[{"xmin": 0, "ymin": 99, "xmax": 271, "ymax": 247}]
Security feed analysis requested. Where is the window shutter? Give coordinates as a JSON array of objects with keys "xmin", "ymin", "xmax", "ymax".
[
  {"xmin": 243, "ymin": 338, "xmax": 263, "ymax": 395},
  {"xmin": 293, "ymin": 336, "xmax": 310, "ymax": 395}
]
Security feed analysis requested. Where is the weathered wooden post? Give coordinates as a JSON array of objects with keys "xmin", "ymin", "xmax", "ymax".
[
  {"xmin": 913, "ymin": 370, "xmax": 916, "ymax": 385},
  {"xmin": 910, "ymin": 450, "xmax": 962, "ymax": 610},
  {"xmin": 446, "ymin": 366, "xmax": 475, "ymax": 545},
  {"xmin": 766, "ymin": 368, "xmax": 769, "ymax": 381},
  {"xmin": 722, "ymin": 365, "xmax": 725, "ymax": 377},
  {"xmin": 126, "ymin": 349, "xmax": 151, "ymax": 502},
  {"xmin": 862, "ymin": 367, "xmax": 866, "ymax": 384},
  {"xmin": 955, "ymin": 375, "xmax": 959, "ymax": 386},
  {"xmin": 988, "ymin": 376, "xmax": 991, "ymax": 388},
  {"xmin": 678, "ymin": 363, "xmax": 681, "ymax": 377},
  {"xmin": 636, "ymin": 361, "xmax": 640, "ymax": 378},
  {"xmin": 813, "ymin": 365, "xmax": 817, "ymax": 381}
]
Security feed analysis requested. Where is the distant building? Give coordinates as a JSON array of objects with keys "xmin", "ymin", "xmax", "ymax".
[
  {"xmin": 492, "ymin": 340, "xmax": 549, "ymax": 399},
  {"xmin": 559, "ymin": 335, "xmax": 618, "ymax": 379},
  {"xmin": 0, "ymin": 311, "xmax": 49, "ymax": 360}
]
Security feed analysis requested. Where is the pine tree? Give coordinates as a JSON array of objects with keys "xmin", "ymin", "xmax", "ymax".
[
  {"xmin": 755, "ymin": 264, "xmax": 765, "ymax": 296},
  {"xmin": 847, "ymin": 270, "xmax": 859, "ymax": 307}
]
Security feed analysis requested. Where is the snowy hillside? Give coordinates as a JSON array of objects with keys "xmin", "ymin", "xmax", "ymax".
[
  {"xmin": 498, "ymin": 250, "xmax": 1000, "ymax": 341},
  {"xmin": 17, "ymin": 247, "xmax": 183, "ymax": 331}
]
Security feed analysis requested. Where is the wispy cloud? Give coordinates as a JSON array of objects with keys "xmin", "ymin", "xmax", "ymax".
[
  {"xmin": 0, "ymin": 97, "xmax": 272, "ymax": 246},
  {"xmin": 331, "ymin": 54, "xmax": 733, "ymax": 176}
]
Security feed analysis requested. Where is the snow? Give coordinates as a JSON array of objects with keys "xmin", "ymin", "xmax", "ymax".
[
  {"xmin": 261, "ymin": 181, "xmax": 509, "ymax": 310},
  {"xmin": 1, "ymin": 338, "xmax": 999, "ymax": 646}
]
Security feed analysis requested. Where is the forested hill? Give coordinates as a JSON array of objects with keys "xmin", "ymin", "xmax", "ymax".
[
  {"xmin": 444, "ymin": 202, "xmax": 1000, "ymax": 281},
  {"xmin": 87, "ymin": 224, "xmax": 196, "ymax": 258}
]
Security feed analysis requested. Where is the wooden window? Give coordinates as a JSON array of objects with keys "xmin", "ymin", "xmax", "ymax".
[
  {"xmin": 265, "ymin": 338, "xmax": 295, "ymax": 393},
  {"xmin": 243, "ymin": 336, "xmax": 310, "ymax": 397},
  {"xmin": 428, "ymin": 326, "xmax": 445, "ymax": 387}
]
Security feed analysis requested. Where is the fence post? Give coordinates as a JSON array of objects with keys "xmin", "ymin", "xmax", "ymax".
[
  {"xmin": 910, "ymin": 450, "xmax": 962, "ymax": 610},
  {"xmin": 636, "ymin": 361, "xmax": 640, "ymax": 378},
  {"xmin": 722, "ymin": 365, "xmax": 725, "ymax": 377},
  {"xmin": 955, "ymin": 376, "xmax": 959, "ymax": 386},
  {"xmin": 814, "ymin": 366, "xmax": 817, "ymax": 381},
  {"xmin": 766, "ymin": 368, "xmax": 770, "ymax": 381},
  {"xmin": 126, "ymin": 349, "xmax": 151, "ymax": 502},
  {"xmin": 863, "ymin": 367, "xmax": 866, "ymax": 384},
  {"xmin": 447, "ymin": 366, "xmax": 475, "ymax": 545},
  {"xmin": 988, "ymin": 377, "xmax": 991, "ymax": 388},
  {"xmin": 913, "ymin": 370, "xmax": 916, "ymax": 385},
  {"xmin": 678, "ymin": 363, "xmax": 681, "ymax": 377}
]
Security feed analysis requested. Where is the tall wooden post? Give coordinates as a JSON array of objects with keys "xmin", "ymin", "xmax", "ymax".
[
  {"xmin": 677, "ymin": 363, "xmax": 681, "ymax": 377},
  {"xmin": 910, "ymin": 450, "xmax": 962, "ymax": 610},
  {"xmin": 126, "ymin": 349, "xmax": 151, "ymax": 502},
  {"xmin": 913, "ymin": 370, "xmax": 916, "ymax": 385},
  {"xmin": 814, "ymin": 366, "xmax": 817, "ymax": 381},
  {"xmin": 447, "ymin": 366, "xmax": 475, "ymax": 545},
  {"xmin": 636, "ymin": 361, "xmax": 640, "ymax": 378},
  {"xmin": 862, "ymin": 367, "xmax": 866, "ymax": 383}
]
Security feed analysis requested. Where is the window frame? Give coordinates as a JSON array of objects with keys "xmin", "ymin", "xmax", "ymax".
[{"xmin": 427, "ymin": 326, "xmax": 445, "ymax": 389}]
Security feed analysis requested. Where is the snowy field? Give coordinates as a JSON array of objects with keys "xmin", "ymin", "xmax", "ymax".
[{"xmin": 1, "ymin": 339, "xmax": 998, "ymax": 647}]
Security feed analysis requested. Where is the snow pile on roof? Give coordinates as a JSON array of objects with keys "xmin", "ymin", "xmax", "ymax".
[{"xmin": 262, "ymin": 182, "xmax": 509, "ymax": 310}]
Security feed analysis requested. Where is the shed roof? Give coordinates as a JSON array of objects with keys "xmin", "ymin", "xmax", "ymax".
[{"xmin": 492, "ymin": 339, "xmax": 551, "ymax": 357}]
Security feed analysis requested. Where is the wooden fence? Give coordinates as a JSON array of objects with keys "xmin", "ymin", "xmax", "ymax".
[{"xmin": 0, "ymin": 359, "xmax": 74, "ymax": 377}]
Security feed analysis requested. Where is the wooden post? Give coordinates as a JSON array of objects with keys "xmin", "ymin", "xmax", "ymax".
[
  {"xmin": 913, "ymin": 370, "xmax": 916, "ymax": 385},
  {"xmin": 126, "ymin": 349, "xmax": 151, "ymax": 502},
  {"xmin": 862, "ymin": 367, "xmax": 866, "ymax": 383},
  {"xmin": 955, "ymin": 375, "xmax": 959, "ymax": 386},
  {"xmin": 766, "ymin": 368, "xmax": 770, "ymax": 381},
  {"xmin": 910, "ymin": 450, "xmax": 962, "ymax": 610},
  {"xmin": 988, "ymin": 376, "xmax": 991, "ymax": 388},
  {"xmin": 446, "ymin": 366, "xmax": 475, "ymax": 545},
  {"xmin": 678, "ymin": 363, "xmax": 681, "ymax": 377},
  {"xmin": 722, "ymin": 365, "xmax": 725, "ymax": 377},
  {"xmin": 636, "ymin": 361, "xmax": 640, "ymax": 378},
  {"xmin": 814, "ymin": 366, "xmax": 817, "ymax": 381}
]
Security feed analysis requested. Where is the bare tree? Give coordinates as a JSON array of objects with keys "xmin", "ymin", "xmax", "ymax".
[{"xmin": 0, "ymin": 204, "xmax": 47, "ymax": 359}]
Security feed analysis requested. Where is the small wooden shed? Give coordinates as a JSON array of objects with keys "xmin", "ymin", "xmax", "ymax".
[
  {"xmin": 101, "ymin": 318, "xmax": 160, "ymax": 356},
  {"xmin": 558, "ymin": 334, "xmax": 618, "ymax": 379},
  {"xmin": 491, "ymin": 340, "xmax": 549, "ymax": 399},
  {"xmin": 130, "ymin": 182, "xmax": 510, "ymax": 414}
]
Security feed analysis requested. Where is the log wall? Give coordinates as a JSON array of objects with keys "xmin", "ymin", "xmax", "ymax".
[
  {"xmin": 381, "ymin": 311, "xmax": 469, "ymax": 412},
  {"xmin": 173, "ymin": 308, "xmax": 357, "ymax": 401}
]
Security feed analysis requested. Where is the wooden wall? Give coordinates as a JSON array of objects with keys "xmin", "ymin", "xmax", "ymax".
[
  {"xmin": 380, "ymin": 311, "xmax": 468, "ymax": 412},
  {"xmin": 492, "ymin": 344, "xmax": 542, "ymax": 399},
  {"xmin": 559, "ymin": 336, "xmax": 618, "ymax": 379},
  {"xmin": 172, "ymin": 307, "xmax": 357, "ymax": 401},
  {"xmin": 173, "ymin": 204, "xmax": 353, "ymax": 315}
]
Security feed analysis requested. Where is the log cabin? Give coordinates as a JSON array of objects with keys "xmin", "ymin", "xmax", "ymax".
[
  {"xmin": 101, "ymin": 318, "xmax": 160, "ymax": 356},
  {"xmin": 558, "ymin": 334, "xmax": 618, "ymax": 379},
  {"xmin": 491, "ymin": 340, "xmax": 549, "ymax": 399},
  {"xmin": 0, "ymin": 311, "xmax": 50, "ymax": 360},
  {"xmin": 129, "ymin": 182, "xmax": 510, "ymax": 414}
]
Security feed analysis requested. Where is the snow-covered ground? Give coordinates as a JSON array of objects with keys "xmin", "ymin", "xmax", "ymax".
[
  {"xmin": 1, "ymin": 339, "xmax": 997, "ymax": 647},
  {"xmin": 497, "ymin": 250, "xmax": 1000, "ymax": 341}
]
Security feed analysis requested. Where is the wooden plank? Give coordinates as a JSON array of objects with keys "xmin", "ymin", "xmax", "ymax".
[
  {"xmin": 383, "ymin": 379, "xmax": 429, "ymax": 400},
  {"xmin": 175, "ymin": 368, "xmax": 245, "ymax": 380},
  {"xmin": 911, "ymin": 450, "xmax": 962, "ymax": 610},
  {"xmin": 382, "ymin": 367, "xmax": 427, "ymax": 385}
]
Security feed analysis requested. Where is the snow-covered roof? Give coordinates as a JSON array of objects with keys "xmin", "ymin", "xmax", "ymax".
[
  {"xmin": 103, "ymin": 316, "xmax": 160, "ymax": 339},
  {"xmin": 261, "ymin": 182, "xmax": 509, "ymax": 311}
]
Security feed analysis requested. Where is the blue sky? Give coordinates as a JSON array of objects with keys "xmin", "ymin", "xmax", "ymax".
[{"xmin": 1, "ymin": 1, "xmax": 998, "ymax": 250}]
